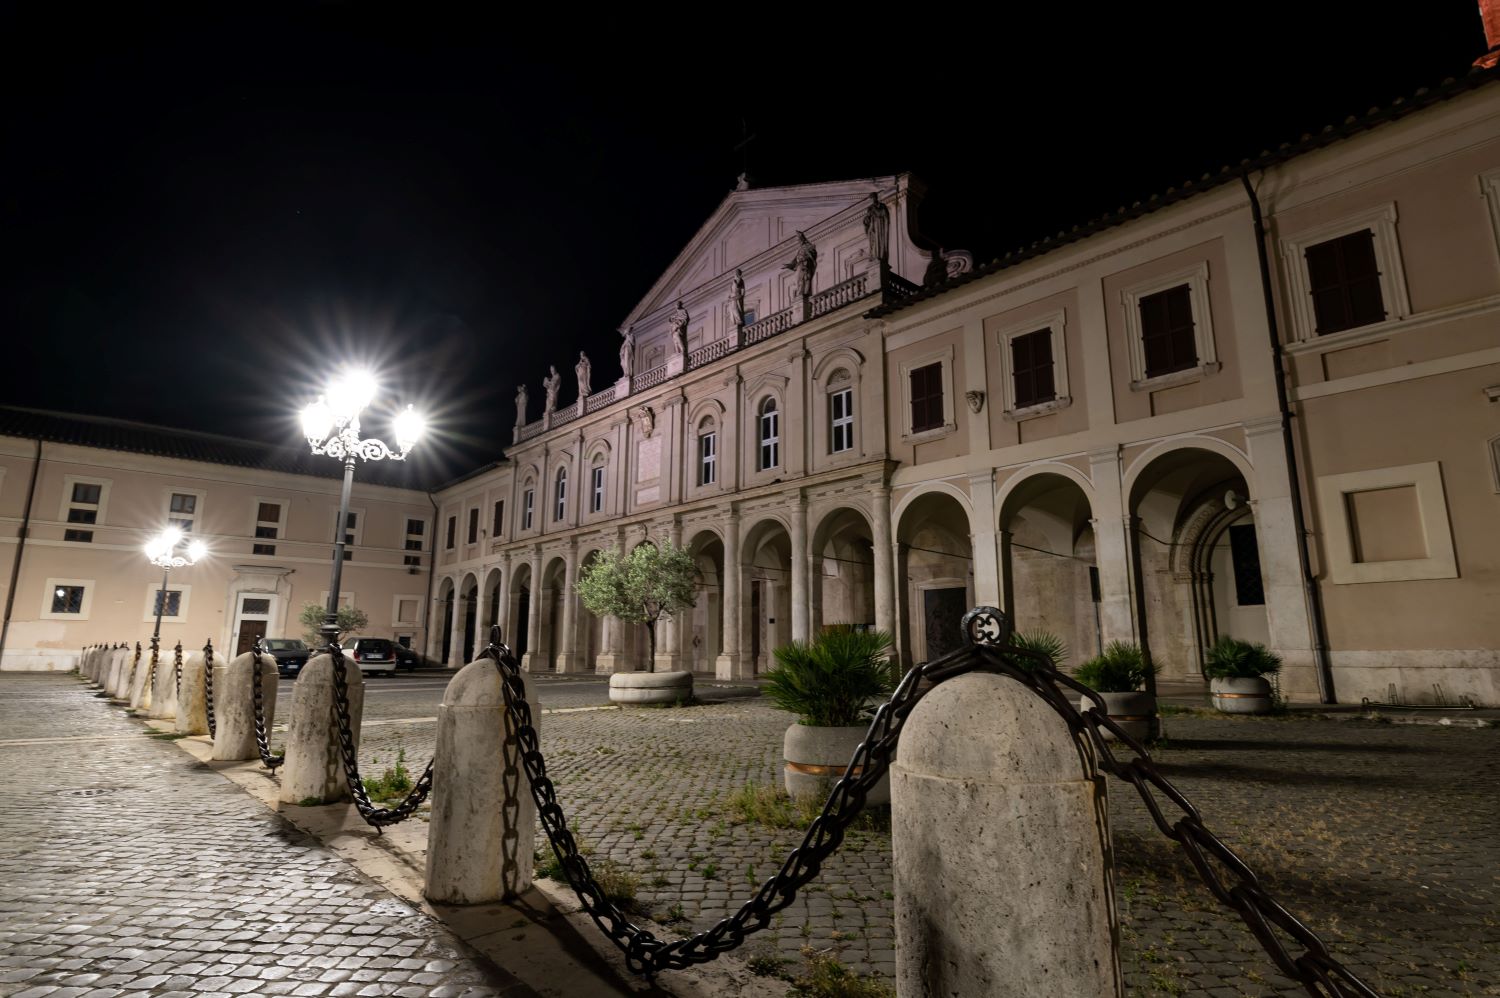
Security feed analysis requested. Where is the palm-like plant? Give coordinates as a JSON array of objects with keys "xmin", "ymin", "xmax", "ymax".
[
  {"xmin": 1005, "ymin": 629, "xmax": 1067, "ymax": 671},
  {"xmin": 1202, "ymin": 635, "xmax": 1282, "ymax": 679},
  {"xmin": 765, "ymin": 629, "xmax": 896, "ymax": 727},
  {"xmin": 1074, "ymin": 640, "xmax": 1153, "ymax": 693}
]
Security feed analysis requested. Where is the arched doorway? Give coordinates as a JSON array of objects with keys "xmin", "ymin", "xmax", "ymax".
[
  {"xmin": 481, "ymin": 568, "xmax": 503, "ymax": 646},
  {"xmin": 686, "ymin": 530, "xmax": 725, "ymax": 672},
  {"xmin": 540, "ymin": 556, "xmax": 568, "ymax": 672},
  {"xmin": 741, "ymin": 519, "xmax": 793, "ymax": 673},
  {"xmin": 999, "ymin": 472, "xmax": 1097, "ymax": 668},
  {"xmin": 508, "ymin": 562, "xmax": 532, "ymax": 659},
  {"xmin": 1129, "ymin": 446, "xmax": 1266, "ymax": 680},
  {"xmin": 435, "ymin": 577, "xmax": 455, "ymax": 664},
  {"xmin": 895, "ymin": 490, "xmax": 974, "ymax": 665},
  {"xmin": 459, "ymin": 573, "xmax": 479, "ymax": 665},
  {"xmin": 810, "ymin": 507, "xmax": 876, "ymax": 635},
  {"xmin": 576, "ymin": 549, "xmax": 606, "ymax": 671}
]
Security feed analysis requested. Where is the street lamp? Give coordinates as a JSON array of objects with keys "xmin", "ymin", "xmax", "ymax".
[
  {"xmin": 144, "ymin": 526, "xmax": 207, "ymax": 647},
  {"xmin": 301, "ymin": 369, "xmax": 425, "ymax": 646}
]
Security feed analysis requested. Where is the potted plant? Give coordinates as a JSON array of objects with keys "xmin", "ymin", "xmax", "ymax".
[
  {"xmin": 1073, "ymin": 641, "xmax": 1156, "ymax": 742},
  {"xmin": 765, "ymin": 628, "xmax": 896, "ymax": 804},
  {"xmin": 1203, "ymin": 635, "xmax": 1281, "ymax": 715}
]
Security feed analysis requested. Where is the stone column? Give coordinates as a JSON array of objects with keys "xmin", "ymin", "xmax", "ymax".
[
  {"xmin": 521, "ymin": 550, "xmax": 544, "ymax": 672},
  {"xmin": 969, "ymin": 471, "xmax": 1001, "ymax": 607},
  {"xmin": 893, "ymin": 671, "xmax": 1122, "ymax": 997},
  {"xmin": 656, "ymin": 520, "xmax": 685, "ymax": 671},
  {"xmin": 873, "ymin": 486, "xmax": 896, "ymax": 638},
  {"xmin": 999, "ymin": 530, "xmax": 1015, "ymax": 621},
  {"xmin": 716, "ymin": 507, "xmax": 743, "ymax": 679},
  {"xmin": 790, "ymin": 495, "xmax": 809, "ymax": 643},
  {"xmin": 493, "ymin": 554, "xmax": 512, "ymax": 647},
  {"xmin": 1088, "ymin": 447, "xmax": 1137, "ymax": 647},
  {"xmin": 448, "ymin": 586, "xmax": 467, "ymax": 668},
  {"xmin": 557, "ymin": 542, "xmax": 579, "ymax": 673},
  {"xmin": 279, "ymin": 653, "xmax": 366, "ymax": 805}
]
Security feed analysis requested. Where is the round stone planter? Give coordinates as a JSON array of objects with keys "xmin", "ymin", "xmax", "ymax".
[
  {"xmin": 1210, "ymin": 676, "xmax": 1273, "ymax": 715},
  {"xmin": 1077, "ymin": 690, "xmax": 1155, "ymax": 743},
  {"xmin": 608, "ymin": 670, "xmax": 693, "ymax": 705},
  {"xmin": 783, "ymin": 723, "xmax": 889, "ymax": 805}
]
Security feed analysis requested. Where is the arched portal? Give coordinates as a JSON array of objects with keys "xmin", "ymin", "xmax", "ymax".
[
  {"xmin": 741, "ymin": 519, "xmax": 793, "ymax": 673},
  {"xmin": 459, "ymin": 573, "xmax": 480, "ymax": 665},
  {"xmin": 434, "ymin": 577, "xmax": 455, "ymax": 664},
  {"xmin": 999, "ymin": 472, "xmax": 1097, "ymax": 667},
  {"xmin": 541, "ymin": 556, "xmax": 568, "ymax": 672},
  {"xmin": 810, "ymin": 507, "xmax": 876, "ymax": 635},
  {"xmin": 575, "ymin": 549, "xmax": 606, "ymax": 671},
  {"xmin": 685, "ymin": 530, "xmax": 725, "ymax": 672},
  {"xmin": 895, "ymin": 491, "xmax": 974, "ymax": 665},
  {"xmin": 481, "ymin": 567, "xmax": 503, "ymax": 644},
  {"xmin": 1129, "ymin": 446, "xmax": 1265, "ymax": 680},
  {"xmin": 508, "ymin": 562, "xmax": 532, "ymax": 659}
]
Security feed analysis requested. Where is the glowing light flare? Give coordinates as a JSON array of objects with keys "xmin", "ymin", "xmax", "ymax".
[
  {"xmin": 327, "ymin": 369, "xmax": 378, "ymax": 423},
  {"xmin": 186, "ymin": 540, "xmax": 208, "ymax": 563},
  {"xmin": 393, "ymin": 405, "xmax": 425, "ymax": 453},
  {"xmin": 301, "ymin": 398, "xmax": 334, "ymax": 443}
]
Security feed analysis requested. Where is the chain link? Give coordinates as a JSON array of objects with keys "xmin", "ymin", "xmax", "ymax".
[
  {"xmin": 173, "ymin": 641, "xmax": 183, "ymax": 700},
  {"xmin": 248, "ymin": 638, "xmax": 285, "ymax": 771},
  {"xmin": 124, "ymin": 641, "xmax": 142, "ymax": 700},
  {"xmin": 479, "ymin": 612, "xmax": 1379, "ymax": 996},
  {"xmin": 146, "ymin": 637, "xmax": 160, "ymax": 705},
  {"xmin": 203, "ymin": 640, "xmax": 216, "ymax": 739},
  {"xmin": 325, "ymin": 641, "xmax": 433, "ymax": 830}
]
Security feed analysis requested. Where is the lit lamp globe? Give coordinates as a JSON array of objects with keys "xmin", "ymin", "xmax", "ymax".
[
  {"xmin": 301, "ymin": 398, "xmax": 334, "ymax": 445},
  {"xmin": 327, "ymin": 369, "xmax": 378, "ymax": 425},
  {"xmin": 394, "ymin": 405, "xmax": 425, "ymax": 453}
]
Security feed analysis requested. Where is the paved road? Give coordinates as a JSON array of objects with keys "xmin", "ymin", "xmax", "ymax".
[{"xmin": 0, "ymin": 673, "xmax": 532, "ymax": 998}]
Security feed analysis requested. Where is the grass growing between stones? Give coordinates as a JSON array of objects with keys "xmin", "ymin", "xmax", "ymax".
[
  {"xmin": 789, "ymin": 948, "xmax": 895, "ymax": 998},
  {"xmin": 533, "ymin": 838, "xmax": 644, "ymax": 913},
  {"xmin": 362, "ymin": 745, "xmax": 413, "ymax": 804},
  {"xmin": 725, "ymin": 782, "xmax": 890, "ymax": 833}
]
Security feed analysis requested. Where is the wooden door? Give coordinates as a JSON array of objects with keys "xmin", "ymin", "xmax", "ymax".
[{"xmin": 235, "ymin": 620, "xmax": 262, "ymax": 655}]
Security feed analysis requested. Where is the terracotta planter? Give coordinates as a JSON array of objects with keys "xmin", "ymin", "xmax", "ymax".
[
  {"xmin": 608, "ymin": 669, "xmax": 693, "ymax": 704},
  {"xmin": 1210, "ymin": 676, "xmax": 1273, "ymax": 715},
  {"xmin": 1077, "ymin": 690, "xmax": 1155, "ymax": 743},
  {"xmin": 783, "ymin": 723, "xmax": 889, "ymax": 805}
]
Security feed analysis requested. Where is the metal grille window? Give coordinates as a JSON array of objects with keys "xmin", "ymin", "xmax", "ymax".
[
  {"xmin": 169, "ymin": 492, "xmax": 197, "ymax": 532},
  {"xmin": 492, "ymin": 501, "xmax": 504, "ymax": 537},
  {"xmin": 1229, "ymin": 523, "xmax": 1266, "ymax": 606},
  {"xmin": 467, "ymin": 507, "xmax": 479, "ymax": 545},
  {"xmin": 1138, "ymin": 284, "xmax": 1198, "ymax": 378},
  {"xmin": 1305, "ymin": 229, "xmax": 1385, "ymax": 335},
  {"xmin": 153, "ymin": 589, "xmax": 183, "ymax": 617},
  {"xmin": 523, "ymin": 488, "xmax": 535, "ymax": 530},
  {"xmin": 554, "ymin": 469, "xmax": 567, "ymax": 522},
  {"xmin": 909, "ymin": 362, "xmax": 944, "ymax": 433},
  {"xmin": 699, "ymin": 431, "xmax": 717, "ymax": 486},
  {"xmin": 591, "ymin": 465, "xmax": 605, "ymax": 513},
  {"xmin": 758, "ymin": 399, "xmax": 779, "ymax": 471},
  {"xmin": 63, "ymin": 529, "xmax": 93, "ymax": 543},
  {"xmin": 1010, "ymin": 328, "xmax": 1057, "ymax": 408},
  {"xmin": 830, "ymin": 388, "xmax": 854, "ymax": 453},
  {"xmin": 241, "ymin": 597, "xmax": 271, "ymax": 615},
  {"xmin": 254, "ymin": 501, "xmax": 280, "ymax": 556},
  {"xmin": 51, "ymin": 585, "xmax": 85, "ymax": 614},
  {"xmin": 71, "ymin": 483, "xmax": 101, "ymax": 505},
  {"xmin": 405, "ymin": 517, "xmax": 424, "ymax": 566},
  {"xmin": 65, "ymin": 481, "xmax": 103, "ymax": 540},
  {"xmin": 445, "ymin": 515, "xmax": 456, "ymax": 549}
]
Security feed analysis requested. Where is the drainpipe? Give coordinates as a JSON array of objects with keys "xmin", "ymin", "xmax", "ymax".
[
  {"xmin": 422, "ymin": 490, "xmax": 439, "ymax": 664},
  {"xmin": 1240, "ymin": 170, "xmax": 1337, "ymax": 704},
  {"xmin": 0, "ymin": 439, "xmax": 44, "ymax": 664}
]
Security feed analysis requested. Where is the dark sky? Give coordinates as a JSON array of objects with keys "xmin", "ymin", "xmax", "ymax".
[{"xmin": 2, "ymin": 3, "xmax": 1489, "ymax": 486}]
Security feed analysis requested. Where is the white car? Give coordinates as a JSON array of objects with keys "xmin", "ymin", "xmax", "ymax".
[{"xmin": 344, "ymin": 637, "xmax": 398, "ymax": 677}]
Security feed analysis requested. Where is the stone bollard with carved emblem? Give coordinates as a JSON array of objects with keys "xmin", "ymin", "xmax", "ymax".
[{"xmin": 892, "ymin": 670, "xmax": 1123, "ymax": 997}]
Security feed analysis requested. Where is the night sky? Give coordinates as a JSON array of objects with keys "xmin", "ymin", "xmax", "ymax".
[{"xmin": 2, "ymin": 4, "xmax": 1488, "ymax": 486}]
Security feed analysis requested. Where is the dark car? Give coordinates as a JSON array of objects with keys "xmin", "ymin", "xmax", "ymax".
[
  {"xmin": 395, "ymin": 643, "xmax": 421, "ymax": 672},
  {"xmin": 264, "ymin": 638, "xmax": 311, "ymax": 677}
]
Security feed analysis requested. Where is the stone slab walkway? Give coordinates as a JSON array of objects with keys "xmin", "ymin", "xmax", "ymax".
[{"xmin": 0, "ymin": 673, "xmax": 532, "ymax": 998}]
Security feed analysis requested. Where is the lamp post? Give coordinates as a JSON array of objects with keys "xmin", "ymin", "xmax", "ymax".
[
  {"xmin": 144, "ymin": 526, "xmax": 207, "ymax": 647},
  {"xmin": 301, "ymin": 370, "xmax": 425, "ymax": 647}
]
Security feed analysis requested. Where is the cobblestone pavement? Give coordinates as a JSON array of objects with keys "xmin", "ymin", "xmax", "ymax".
[
  {"xmin": 346, "ymin": 675, "xmax": 1500, "ymax": 998},
  {"xmin": 0, "ymin": 673, "xmax": 531, "ymax": 998}
]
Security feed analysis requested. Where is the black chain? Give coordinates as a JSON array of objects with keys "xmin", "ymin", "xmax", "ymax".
[
  {"xmin": 173, "ymin": 641, "xmax": 183, "ymax": 700},
  {"xmin": 481, "ymin": 612, "xmax": 1378, "ymax": 996},
  {"xmin": 146, "ymin": 637, "xmax": 160, "ymax": 704},
  {"xmin": 124, "ymin": 642, "xmax": 142, "ymax": 699},
  {"xmin": 326, "ymin": 641, "xmax": 433, "ymax": 830},
  {"xmin": 203, "ymin": 640, "xmax": 216, "ymax": 739},
  {"xmin": 249, "ymin": 638, "xmax": 285, "ymax": 771}
]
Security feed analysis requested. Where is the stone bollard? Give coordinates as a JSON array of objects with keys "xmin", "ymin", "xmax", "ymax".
[
  {"xmin": 147, "ymin": 643, "xmax": 179, "ymax": 720},
  {"xmin": 211, "ymin": 651, "xmax": 278, "ymax": 761},
  {"xmin": 279, "ymin": 653, "xmax": 365, "ymax": 805},
  {"xmin": 128, "ymin": 644, "xmax": 155, "ymax": 711},
  {"xmin": 891, "ymin": 671, "xmax": 1122, "ymax": 998},
  {"xmin": 175, "ymin": 650, "xmax": 210, "ymax": 735},
  {"xmin": 104, "ymin": 647, "xmax": 125, "ymax": 697},
  {"xmin": 425, "ymin": 659, "xmax": 541, "ymax": 904},
  {"xmin": 82, "ymin": 646, "xmax": 98, "ymax": 681}
]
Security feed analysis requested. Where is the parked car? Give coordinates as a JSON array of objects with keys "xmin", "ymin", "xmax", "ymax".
[
  {"xmin": 264, "ymin": 638, "xmax": 311, "ymax": 678},
  {"xmin": 394, "ymin": 643, "xmax": 421, "ymax": 672},
  {"xmin": 345, "ymin": 637, "xmax": 398, "ymax": 677}
]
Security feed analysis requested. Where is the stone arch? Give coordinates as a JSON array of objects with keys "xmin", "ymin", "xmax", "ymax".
[
  {"xmin": 812, "ymin": 345, "xmax": 865, "ymax": 382},
  {"xmin": 538, "ymin": 555, "xmax": 569, "ymax": 671},
  {"xmin": 480, "ymin": 566, "xmax": 503, "ymax": 644},
  {"xmin": 574, "ymin": 547, "xmax": 607, "ymax": 672},
  {"xmin": 457, "ymin": 572, "xmax": 481, "ymax": 664},
  {"xmin": 434, "ymin": 576, "xmax": 456, "ymax": 664},
  {"xmin": 809, "ymin": 504, "xmax": 877, "ymax": 634},
  {"xmin": 508, "ymin": 561, "xmax": 533, "ymax": 659},
  {"xmin": 998, "ymin": 471, "xmax": 1097, "ymax": 667},
  {"xmin": 895, "ymin": 487, "xmax": 976, "ymax": 666},
  {"xmin": 685, "ymin": 528, "xmax": 727, "ymax": 672},
  {"xmin": 892, "ymin": 480, "xmax": 975, "ymax": 531},
  {"xmin": 996, "ymin": 462, "xmax": 1097, "ymax": 525},
  {"xmin": 1123, "ymin": 436, "xmax": 1253, "ymax": 510},
  {"xmin": 741, "ymin": 516, "xmax": 794, "ymax": 672}
]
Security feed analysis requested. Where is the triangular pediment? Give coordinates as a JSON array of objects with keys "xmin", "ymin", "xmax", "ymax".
[{"xmin": 620, "ymin": 177, "xmax": 897, "ymax": 330}]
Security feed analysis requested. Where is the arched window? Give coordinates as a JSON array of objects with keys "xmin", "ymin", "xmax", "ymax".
[
  {"xmin": 522, "ymin": 481, "xmax": 535, "ymax": 530},
  {"xmin": 698, "ymin": 416, "xmax": 717, "ymax": 487},
  {"xmin": 828, "ymin": 369, "xmax": 854, "ymax": 454},
  {"xmin": 758, "ymin": 397, "xmax": 780, "ymax": 471},
  {"xmin": 554, "ymin": 468, "xmax": 568, "ymax": 521},
  {"xmin": 590, "ymin": 455, "xmax": 606, "ymax": 513}
]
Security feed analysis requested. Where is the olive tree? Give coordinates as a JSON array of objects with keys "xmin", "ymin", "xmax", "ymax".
[
  {"xmin": 299, "ymin": 602, "xmax": 369, "ymax": 646},
  {"xmin": 574, "ymin": 541, "xmax": 697, "ymax": 671}
]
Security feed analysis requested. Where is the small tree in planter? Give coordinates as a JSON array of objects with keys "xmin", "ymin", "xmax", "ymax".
[
  {"xmin": 766, "ymin": 629, "xmax": 896, "ymax": 803},
  {"xmin": 1203, "ymin": 635, "xmax": 1281, "ymax": 715},
  {"xmin": 576, "ymin": 540, "xmax": 696, "ymax": 676},
  {"xmin": 299, "ymin": 603, "xmax": 368, "ymax": 647},
  {"xmin": 1074, "ymin": 640, "xmax": 1157, "ymax": 742}
]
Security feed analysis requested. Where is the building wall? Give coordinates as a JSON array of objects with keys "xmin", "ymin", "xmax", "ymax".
[{"xmin": 0, "ymin": 440, "xmax": 436, "ymax": 671}]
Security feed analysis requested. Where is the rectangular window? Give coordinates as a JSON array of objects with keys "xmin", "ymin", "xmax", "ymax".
[
  {"xmin": 1228, "ymin": 524, "xmax": 1266, "ymax": 606},
  {"xmin": 1137, "ymin": 284, "xmax": 1198, "ymax": 379},
  {"xmin": 446, "ymin": 516, "xmax": 456, "ymax": 549},
  {"xmin": 467, "ymin": 508, "xmax": 479, "ymax": 545},
  {"xmin": 66, "ymin": 508, "xmax": 96, "ymax": 524},
  {"xmin": 523, "ymin": 489, "xmax": 535, "ymax": 530},
  {"xmin": 72, "ymin": 483, "xmax": 102, "ymax": 505},
  {"xmin": 254, "ymin": 525, "xmax": 278, "ymax": 539},
  {"xmin": 66, "ymin": 481, "xmax": 104, "ymax": 533},
  {"xmin": 591, "ymin": 466, "xmax": 605, "ymax": 513},
  {"xmin": 253, "ymin": 543, "xmax": 276, "ymax": 556},
  {"xmin": 253, "ymin": 501, "xmax": 280, "ymax": 556},
  {"xmin": 397, "ymin": 598, "xmax": 418, "ymax": 624},
  {"xmin": 1010, "ymin": 329, "xmax": 1057, "ymax": 409},
  {"xmin": 153, "ymin": 589, "xmax": 183, "ymax": 617},
  {"xmin": 64, "ymin": 529, "xmax": 93, "ymax": 543},
  {"xmin": 555, "ymin": 475, "xmax": 567, "ymax": 521},
  {"xmin": 405, "ymin": 518, "xmax": 425, "ymax": 566},
  {"xmin": 699, "ymin": 432, "xmax": 717, "ymax": 486},
  {"xmin": 51, "ymin": 584, "xmax": 85, "ymax": 614},
  {"xmin": 257, "ymin": 502, "xmax": 280, "ymax": 523},
  {"xmin": 1305, "ymin": 229, "xmax": 1386, "ymax": 335},
  {"xmin": 829, "ymin": 388, "xmax": 854, "ymax": 454},
  {"xmin": 169, "ymin": 492, "xmax": 197, "ymax": 532},
  {"xmin": 909, "ymin": 362, "xmax": 944, "ymax": 433},
  {"xmin": 492, "ymin": 501, "xmax": 504, "ymax": 537}
]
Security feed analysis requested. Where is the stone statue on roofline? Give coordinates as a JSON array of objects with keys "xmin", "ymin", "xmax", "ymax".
[
  {"xmin": 729, "ymin": 269, "xmax": 746, "ymax": 327},
  {"xmin": 575, "ymin": 351, "xmax": 592, "ymax": 398},
  {"xmin": 514, "ymin": 384, "xmax": 528, "ymax": 427},
  {"xmin": 543, "ymin": 366, "xmax": 561, "ymax": 414},
  {"xmin": 784, "ymin": 231, "xmax": 817, "ymax": 298},
  {"xmin": 668, "ymin": 301, "xmax": 689, "ymax": 357},
  {"xmin": 620, "ymin": 329, "xmax": 635, "ymax": 379},
  {"xmin": 863, "ymin": 193, "xmax": 890, "ymax": 267}
]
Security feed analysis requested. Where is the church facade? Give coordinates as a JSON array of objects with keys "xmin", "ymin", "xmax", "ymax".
[{"xmin": 433, "ymin": 73, "xmax": 1500, "ymax": 706}]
